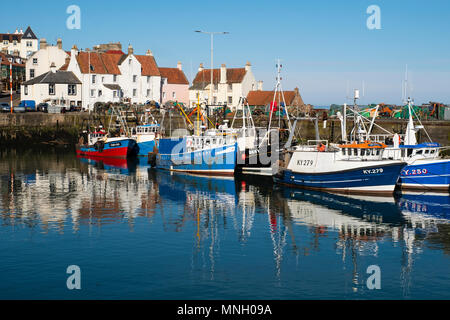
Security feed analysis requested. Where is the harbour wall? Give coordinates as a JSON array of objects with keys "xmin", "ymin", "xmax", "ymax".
[{"xmin": 0, "ymin": 112, "xmax": 449, "ymax": 149}]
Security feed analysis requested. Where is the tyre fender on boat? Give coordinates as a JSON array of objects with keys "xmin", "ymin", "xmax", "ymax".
[{"xmin": 94, "ymin": 141, "xmax": 105, "ymax": 153}]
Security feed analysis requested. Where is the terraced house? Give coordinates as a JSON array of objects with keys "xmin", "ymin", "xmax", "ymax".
[
  {"xmin": 189, "ymin": 62, "xmax": 259, "ymax": 110},
  {"xmin": 65, "ymin": 44, "xmax": 161, "ymax": 110}
]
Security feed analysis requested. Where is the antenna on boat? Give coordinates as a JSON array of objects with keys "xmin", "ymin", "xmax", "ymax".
[{"xmin": 268, "ymin": 59, "xmax": 292, "ymax": 134}]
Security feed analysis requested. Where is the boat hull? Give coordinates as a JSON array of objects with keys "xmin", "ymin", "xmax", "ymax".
[
  {"xmin": 398, "ymin": 160, "xmax": 450, "ymax": 192},
  {"xmin": 137, "ymin": 140, "xmax": 157, "ymax": 156},
  {"xmin": 275, "ymin": 161, "xmax": 406, "ymax": 195},
  {"xmin": 76, "ymin": 139, "xmax": 138, "ymax": 158},
  {"xmin": 156, "ymin": 140, "xmax": 237, "ymax": 176}
]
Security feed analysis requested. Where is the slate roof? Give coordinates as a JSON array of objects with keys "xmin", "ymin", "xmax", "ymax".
[
  {"xmin": 22, "ymin": 27, "xmax": 37, "ymax": 40},
  {"xmin": 159, "ymin": 67, "xmax": 189, "ymax": 85},
  {"xmin": 23, "ymin": 70, "xmax": 82, "ymax": 85}
]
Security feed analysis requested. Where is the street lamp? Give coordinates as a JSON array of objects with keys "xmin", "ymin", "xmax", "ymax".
[{"xmin": 195, "ymin": 30, "xmax": 229, "ymax": 106}]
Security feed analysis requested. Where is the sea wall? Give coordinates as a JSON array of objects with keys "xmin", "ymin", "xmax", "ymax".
[{"xmin": 0, "ymin": 112, "xmax": 449, "ymax": 148}]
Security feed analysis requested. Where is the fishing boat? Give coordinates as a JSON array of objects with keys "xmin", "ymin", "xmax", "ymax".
[
  {"xmin": 357, "ymin": 98, "xmax": 450, "ymax": 192},
  {"xmin": 274, "ymin": 140, "xmax": 406, "ymax": 195},
  {"xmin": 76, "ymin": 108, "xmax": 138, "ymax": 158},
  {"xmin": 234, "ymin": 61, "xmax": 292, "ymax": 176},
  {"xmin": 76, "ymin": 129, "xmax": 138, "ymax": 158},
  {"xmin": 131, "ymin": 109, "xmax": 163, "ymax": 156},
  {"xmin": 156, "ymin": 101, "xmax": 237, "ymax": 176}
]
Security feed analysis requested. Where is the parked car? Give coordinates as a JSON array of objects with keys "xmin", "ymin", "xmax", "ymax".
[
  {"xmin": 0, "ymin": 103, "xmax": 12, "ymax": 113},
  {"xmin": 18, "ymin": 100, "xmax": 36, "ymax": 112},
  {"xmin": 37, "ymin": 103, "xmax": 49, "ymax": 113}
]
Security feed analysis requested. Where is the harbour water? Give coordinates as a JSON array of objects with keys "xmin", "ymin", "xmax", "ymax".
[{"xmin": 0, "ymin": 148, "xmax": 449, "ymax": 300}]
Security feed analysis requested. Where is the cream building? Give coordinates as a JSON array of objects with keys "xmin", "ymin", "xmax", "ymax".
[
  {"xmin": 25, "ymin": 38, "xmax": 69, "ymax": 81},
  {"xmin": 0, "ymin": 27, "xmax": 38, "ymax": 59},
  {"xmin": 189, "ymin": 62, "xmax": 259, "ymax": 110}
]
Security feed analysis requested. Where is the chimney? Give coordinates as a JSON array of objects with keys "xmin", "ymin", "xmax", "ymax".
[
  {"xmin": 128, "ymin": 44, "xmax": 134, "ymax": 55},
  {"xmin": 50, "ymin": 62, "xmax": 56, "ymax": 73},
  {"xmin": 57, "ymin": 38, "xmax": 63, "ymax": 50},
  {"xmin": 71, "ymin": 44, "xmax": 79, "ymax": 57},
  {"xmin": 257, "ymin": 81, "xmax": 263, "ymax": 91},
  {"xmin": 245, "ymin": 61, "xmax": 251, "ymax": 72},
  {"xmin": 177, "ymin": 61, "xmax": 182, "ymax": 71},
  {"xmin": 20, "ymin": 29, "xmax": 23, "ymax": 34},
  {"xmin": 220, "ymin": 64, "xmax": 227, "ymax": 84},
  {"xmin": 198, "ymin": 63, "xmax": 204, "ymax": 72},
  {"xmin": 40, "ymin": 38, "xmax": 47, "ymax": 50},
  {"xmin": 146, "ymin": 49, "xmax": 153, "ymax": 56}
]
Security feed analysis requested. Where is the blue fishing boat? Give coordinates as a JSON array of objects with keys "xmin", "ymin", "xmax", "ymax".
[
  {"xmin": 275, "ymin": 141, "xmax": 406, "ymax": 195},
  {"xmin": 382, "ymin": 99, "xmax": 449, "ymax": 192},
  {"xmin": 156, "ymin": 132, "xmax": 237, "ymax": 176},
  {"xmin": 133, "ymin": 124, "xmax": 161, "ymax": 156}
]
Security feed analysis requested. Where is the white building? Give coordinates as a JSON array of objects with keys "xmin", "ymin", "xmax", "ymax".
[
  {"xmin": 21, "ymin": 63, "xmax": 82, "ymax": 107},
  {"xmin": 189, "ymin": 62, "xmax": 259, "ymax": 110},
  {"xmin": 66, "ymin": 44, "xmax": 161, "ymax": 110},
  {"xmin": 25, "ymin": 38, "xmax": 69, "ymax": 81},
  {"xmin": 0, "ymin": 27, "xmax": 38, "ymax": 59}
]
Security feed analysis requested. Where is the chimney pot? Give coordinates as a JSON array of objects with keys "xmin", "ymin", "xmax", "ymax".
[
  {"xmin": 57, "ymin": 38, "xmax": 63, "ymax": 50},
  {"xmin": 199, "ymin": 63, "xmax": 204, "ymax": 72},
  {"xmin": 177, "ymin": 61, "xmax": 182, "ymax": 70},
  {"xmin": 128, "ymin": 44, "xmax": 134, "ymax": 55},
  {"xmin": 146, "ymin": 49, "xmax": 153, "ymax": 56},
  {"xmin": 40, "ymin": 38, "xmax": 47, "ymax": 50}
]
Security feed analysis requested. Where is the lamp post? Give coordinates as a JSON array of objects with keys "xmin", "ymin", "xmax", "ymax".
[{"xmin": 195, "ymin": 30, "xmax": 229, "ymax": 107}]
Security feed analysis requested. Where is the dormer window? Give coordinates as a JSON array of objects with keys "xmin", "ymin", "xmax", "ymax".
[{"xmin": 33, "ymin": 58, "xmax": 38, "ymax": 65}]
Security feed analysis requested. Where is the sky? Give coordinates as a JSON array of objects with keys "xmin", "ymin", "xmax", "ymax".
[{"xmin": 1, "ymin": 0, "xmax": 449, "ymax": 105}]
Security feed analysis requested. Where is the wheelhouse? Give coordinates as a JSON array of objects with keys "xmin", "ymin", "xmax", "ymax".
[{"xmin": 338, "ymin": 141, "xmax": 386, "ymax": 161}]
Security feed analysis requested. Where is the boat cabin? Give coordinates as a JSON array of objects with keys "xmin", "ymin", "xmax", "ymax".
[
  {"xmin": 338, "ymin": 141, "xmax": 386, "ymax": 161},
  {"xmin": 134, "ymin": 124, "xmax": 160, "ymax": 136},
  {"xmin": 399, "ymin": 143, "xmax": 440, "ymax": 160},
  {"xmin": 88, "ymin": 131, "xmax": 107, "ymax": 146}
]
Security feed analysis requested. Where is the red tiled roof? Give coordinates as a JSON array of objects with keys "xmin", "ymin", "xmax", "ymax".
[
  {"xmin": 193, "ymin": 68, "xmax": 246, "ymax": 85},
  {"xmin": 76, "ymin": 52, "xmax": 122, "ymax": 75},
  {"xmin": 247, "ymin": 90, "xmax": 298, "ymax": 106},
  {"xmin": 159, "ymin": 67, "xmax": 189, "ymax": 85},
  {"xmin": 135, "ymin": 55, "xmax": 160, "ymax": 77},
  {"xmin": 105, "ymin": 50, "xmax": 125, "ymax": 55}
]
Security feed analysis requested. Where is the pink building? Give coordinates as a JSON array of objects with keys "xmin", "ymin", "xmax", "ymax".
[{"xmin": 159, "ymin": 62, "xmax": 189, "ymax": 106}]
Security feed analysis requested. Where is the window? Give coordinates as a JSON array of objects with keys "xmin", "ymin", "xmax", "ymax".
[
  {"xmin": 133, "ymin": 89, "xmax": 137, "ymax": 97},
  {"xmin": 90, "ymin": 65, "xmax": 94, "ymax": 72},
  {"xmin": 92, "ymin": 75, "xmax": 96, "ymax": 84},
  {"xmin": 13, "ymin": 40, "xmax": 17, "ymax": 46},
  {"xmin": 49, "ymin": 84, "xmax": 55, "ymax": 95},
  {"xmin": 228, "ymin": 96, "xmax": 232, "ymax": 104},
  {"xmin": 24, "ymin": 85, "xmax": 28, "ymax": 95},
  {"xmin": 26, "ymin": 41, "xmax": 32, "ymax": 47},
  {"xmin": 33, "ymin": 58, "xmax": 38, "ymax": 65},
  {"xmin": 163, "ymin": 92, "xmax": 166, "ymax": 99},
  {"xmin": 228, "ymin": 84, "xmax": 232, "ymax": 91},
  {"xmin": 113, "ymin": 91, "xmax": 117, "ymax": 98},
  {"xmin": 3, "ymin": 40, "xmax": 8, "ymax": 45},
  {"xmin": 213, "ymin": 97, "xmax": 217, "ymax": 104},
  {"xmin": 102, "ymin": 77, "xmax": 105, "ymax": 83},
  {"xmin": 30, "ymin": 69, "xmax": 35, "ymax": 79},
  {"xmin": 129, "ymin": 59, "xmax": 132, "ymax": 65},
  {"xmin": 354, "ymin": 149, "xmax": 358, "ymax": 156},
  {"xmin": 68, "ymin": 84, "xmax": 76, "ymax": 95},
  {"xmin": 98, "ymin": 90, "xmax": 102, "ymax": 97},
  {"xmin": 133, "ymin": 75, "xmax": 137, "ymax": 83},
  {"xmin": 113, "ymin": 75, "xmax": 117, "ymax": 82},
  {"xmin": 90, "ymin": 89, "xmax": 95, "ymax": 97},
  {"xmin": 172, "ymin": 92, "xmax": 176, "ymax": 99},
  {"xmin": 147, "ymin": 89, "xmax": 150, "ymax": 97},
  {"xmin": 147, "ymin": 76, "xmax": 150, "ymax": 83},
  {"xmin": 342, "ymin": 148, "xmax": 346, "ymax": 155}
]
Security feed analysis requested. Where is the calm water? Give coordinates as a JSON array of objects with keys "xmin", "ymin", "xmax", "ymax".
[{"xmin": 0, "ymin": 149, "xmax": 449, "ymax": 300}]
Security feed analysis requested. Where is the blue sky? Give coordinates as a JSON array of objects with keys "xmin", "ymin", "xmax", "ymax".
[{"xmin": 1, "ymin": 0, "xmax": 449, "ymax": 105}]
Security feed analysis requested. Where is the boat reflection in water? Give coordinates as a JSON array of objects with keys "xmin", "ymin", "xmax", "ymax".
[{"xmin": 1, "ymin": 151, "xmax": 449, "ymax": 299}]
